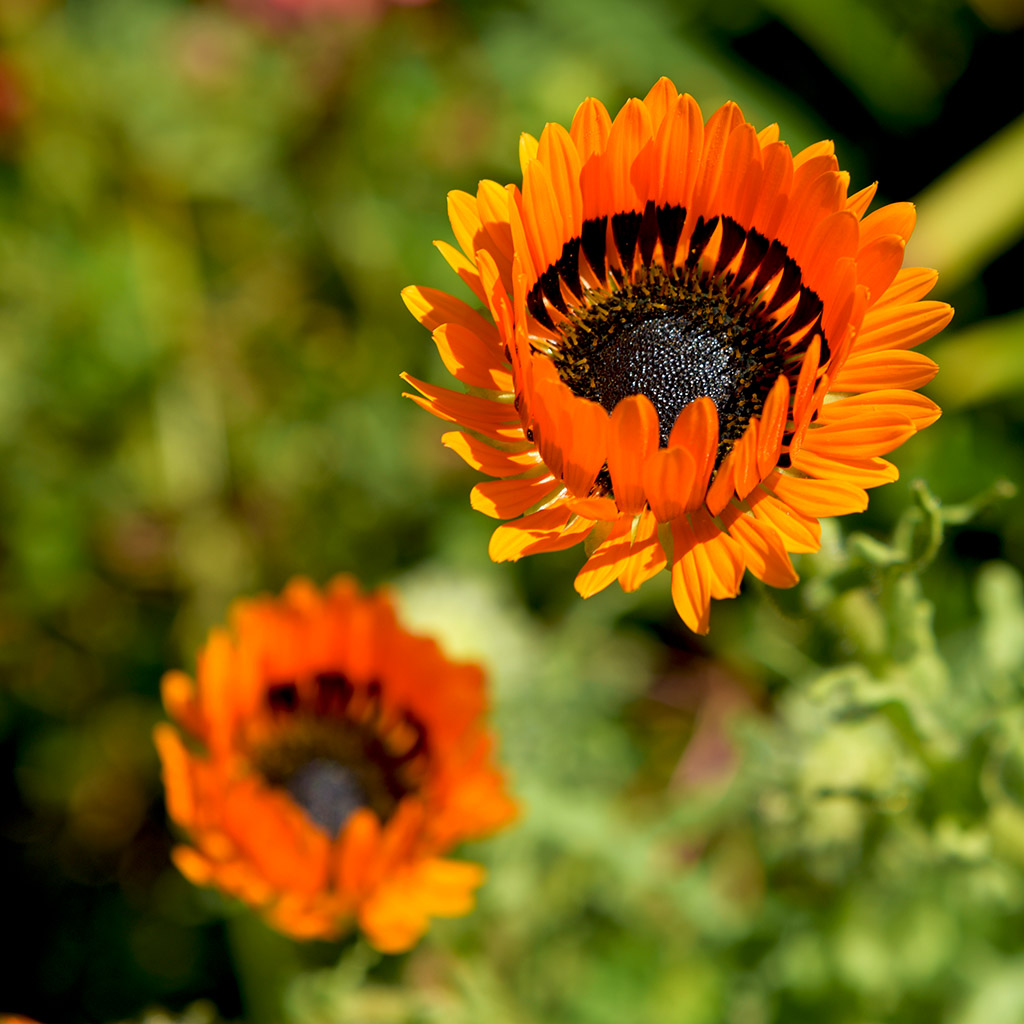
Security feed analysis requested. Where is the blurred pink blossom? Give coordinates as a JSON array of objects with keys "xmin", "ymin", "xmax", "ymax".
[
  {"xmin": 227, "ymin": 0, "xmax": 433, "ymax": 26},
  {"xmin": 0, "ymin": 58, "xmax": 27, "ymax": 140}
]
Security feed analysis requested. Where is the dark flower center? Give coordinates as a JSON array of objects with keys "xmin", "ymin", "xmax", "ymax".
[
  {"xmin": 285, "ymin": 759, "xmax": 369, "ymax": 837},
  {"xmin": 528, "ymin": 210, "xmax": 828, "ymax": 464},
  {"xmin": 553, "ymin": 264, "xmax": 789, "ymax": 450},
  {"xmin": 255, "ymin": 673, "xmax": 428, "ymax": 836}
]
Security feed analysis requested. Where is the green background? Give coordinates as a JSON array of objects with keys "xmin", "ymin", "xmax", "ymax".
[{"xmin": 2, "ymin": 0, "xmax": 1024, "ymax": 1021}]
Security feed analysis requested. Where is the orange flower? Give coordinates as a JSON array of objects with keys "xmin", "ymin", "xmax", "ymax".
[
  {"xmin": 402, "ymin": 78, "xmax": 952, "ymax": 633},
  {"xmin": 155, "ymin": 576, "xmax": 516, "ymax": 953}
]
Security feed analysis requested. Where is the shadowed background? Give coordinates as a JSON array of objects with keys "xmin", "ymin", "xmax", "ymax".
[{"xmin": 1, "ymin": 0, "xmax": 1023, "ymax": 1021}]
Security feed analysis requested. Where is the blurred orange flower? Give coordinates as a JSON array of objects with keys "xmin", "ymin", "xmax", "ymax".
[
  {"xmin": 403, "ymin": 77, "xmax": 952, "ymax": 633},
  {"xmin": 155, "ymin": 576, "xmax": 516, "ymax": 953}
]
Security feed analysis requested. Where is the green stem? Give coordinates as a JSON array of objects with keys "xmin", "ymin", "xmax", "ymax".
[{"xmin": 227, "ymin": 910, "xmax": 307, "ymax": 1024}]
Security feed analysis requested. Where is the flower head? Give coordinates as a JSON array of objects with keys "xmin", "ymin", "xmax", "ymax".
[
  {"xmin": 402, "ymin": 78, "xmax": 952, "ymax": 633},
  {"xmin": 155, "ymin": 576, "xmax": 516, "ymax": 952}
]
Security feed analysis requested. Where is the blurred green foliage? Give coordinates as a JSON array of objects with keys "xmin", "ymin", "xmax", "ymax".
[{"xmin": 0, "ymin": 0, "xmax": 1022, "ymax": 1022}]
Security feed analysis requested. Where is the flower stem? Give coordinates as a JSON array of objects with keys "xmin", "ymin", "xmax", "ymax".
[{"xmin": 227, "ymin": 910, "xmax": 306, "ymax": 1024}]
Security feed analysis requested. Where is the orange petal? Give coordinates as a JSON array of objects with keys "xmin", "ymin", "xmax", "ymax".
[
  {"xmin": 763, "ymin": 471, "xmax": 869, "ymax": 517},
  {"xmin": 802, "ymin": 210, "xmax": 859, "ymax": 292},
  {"xmin": 408, "ymin": 858, "xmax": 486, "ymax": 917},
  {"xmin": 508, "ymin": 185, "xmax": 538, "ymax": 287},
  {"xmin": 643, "ymin": 445, "xmax": 697, "ymax": 522},
  {"xmin": 172, "ymin": 845, "xmax": 218, "ymax": 887},
  {"xmin": 197, "ymin": 629, "xmax": 237, "ymax": 755},
  {"xmin": 751, "ymin": 141, "xmax": 795, "ymax": 238},
  {"xmin": 607, "ymin": 394, "xmax": 659, "ymax": 514},
  {"xmin": 488, "ymin": 505, "xmax": 594, "ymax": 561},
  {"xmin": 705, "ymin": 445, "xmax": 738, "ymax": 517},
  {"xmin": 161, "ymin": 670, "xmax": 201, "ymax": 736},
  {"xmin": 747, "ymin": 489, "xmax": 821, "ymax": 554},
  {"xmin": 731, "ymin": 420, "xmax": 761, "ymax": 500},
  {"xmin": 820, "ymin": 257, "xmax": 860, "ymax": 346},
  {"xmin": 650, "ymin": 92, "xmax": 704, "ymax": 210},
  {"xmin": 789, "ymin": 155, "xmax": 839, "ymax": 205},
  {"xmin": 856, "ymin": 301, "xmax": 954, "ymax": 353},
  {"xmin": 358, "ymin": 880, "xmax": 429, "ymax": 954},
  {"xmin": 829, "ymin": 350, "xmax": 939, "ymax": 392},
  {"xmin": 537, "ymin": 121, "xmax": 584, "ymax": 241},
  {"xmin": 667, "ymin": 396, "xmax": 719, "ymax": 507},
  {"xmin": 575, "ymin": 517, "xmax": 634, "ymax": 598},
  {"xmin": 522, "ymin": 157, "xmax": 566, "ymax": 275},
  {"xmin": 791, "ymin": 335, "xmax": 822, "ymax": 430},
  {"xmin": 570, "ymin": 96, "xmax": 612, "ymax": 164},
  {"xmin": 401, "ymin": 285, "xmax": 500, "ymax": 345},
  {"xmin": 669, "ymin": 510, "xmax": 744, "ymax": 631},
  {"xmin": 827, "ymin": 284, "xmax": 870, "ymax": 377},
  {"xmin": 358, "ymin": 859, "xmax": 484, "ymax": 954},
  {"xmin": 433, "ymin": 239, "xmax": 486, "ymax": 304},
  {"xmin": 518, "ymin": 132, "xmax": 539, "ymax": 174},
  {"xmin": 816, "ymin": 390, "xmax": 940, "ymax": 431},
  {"xmin": 780, "ymin": 169, "xmax": 845, "ymax": 257},
  {"xmin": 846, "ymin": 181, "xmax": 878, "ymax": 218},
  {"xmin": 470, "ymin": 474, "xmax": 559, "ymax": 519},
  {"xmin": 801, "ymin": 412, "xmax": 915, "ymax": 459},
  {"xmin": 154, "ymin": 724, "xmax": 197, "ymax": 828},
  {"xmin": 447, "ymin": 188, "xmax": 483, "ymax": 262},
  {"xmin": 618, "ymin": 509, "xmax": 668, "ymax": 592},
  {"xmin": 859, "ymin": 201, "xmax": 916, "ymax": 246},
  {"xmin": 526, "ymin": 359, "xmax": 565, "ymax": 479},
  {"xmin": 643, "ymin": 76, "xmax": 680, "ymax": 129},
  {"xmin": 475, "ymin": 247, "xmax": 515, "ymax": 341},
  {"xmin": 565, "ymin": 496, "xmax": 621, "ymax": 521},
  {"xmin": 756, "ymin": 376, "xmax": 790, "ymax": 478},
  {"xmin": 604, "ymin": 98, "xmax": 653, "ymax": 214},
  {"xmin": 432, "ymin": 322, "xmax": 512, "ymax": 392},
  {"xmin": 793, "ymin": 140, "xmax": 836, "ymax": 168},
  {"xmin": 723, "ymin": 508, "xmax": 799, "ymax": 589},
  {"xmin": 715, "ymin": 122, "xmax": 761, "ymax": 224},
  {"xmin": 562, "ymin": 395, "xmax": 610, "ymax": 498},
  {"xmin": 669, "ymin": 517, "xmax": 713, "ymax": 634},
  {"xmin": 693, "ymin": 508, "xmax": 745, "ymax": 600},
  {"xmin": 693, "ymin": 101, "xmax": 744, "ymax": 218},
  {"xmin": 874, "ymin": 266, "xmax": 938, "ymax": 307},
  {"xmin": 476, "ymin": 180, "xmax": 516, "ymax": 272},
  {"xmin": 224, "ymin": 783, "xmax": 330, "ymax": 894},
  {"xmin": 401, "ymin": 373, "xmax": 522, "ymax": 439},
  {"xmin": 790, "ymin": 448, "xmax": 900, "ymax": 487},
  {"xmin": 856, "ymin": 234, "xmax": 905, "ymax": 305},
  {"xmin": 441, "ymin": 431, "xmax": 542, "ymax": 477}
]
